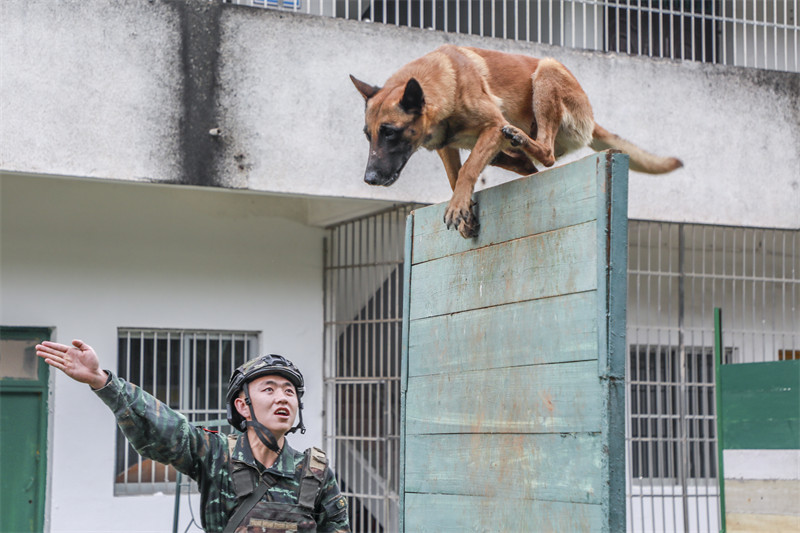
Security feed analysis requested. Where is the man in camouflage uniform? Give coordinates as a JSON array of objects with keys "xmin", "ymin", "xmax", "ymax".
[{"xmin": 36, "ymin": 339, "xmax": 350, "ymax": 533}]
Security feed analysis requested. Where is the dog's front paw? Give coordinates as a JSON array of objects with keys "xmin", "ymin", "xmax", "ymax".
[{"xmin": 443, "ymin": 200, "xmax": 480, "ymax": 239}]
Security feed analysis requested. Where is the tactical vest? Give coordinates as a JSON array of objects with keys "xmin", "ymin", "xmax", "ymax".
[{"xmin": 223, "ymin": 435, "xmax": 328, "ymax": 533}]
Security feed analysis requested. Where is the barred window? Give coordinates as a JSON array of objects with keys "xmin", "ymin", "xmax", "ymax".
[
  {"xmin": 629, "ymin": 344, "xmax": 733, "ymax": 481},
  {"xmin": 114, "ymin": 329, "xmax": 258, "ymax": 495}
]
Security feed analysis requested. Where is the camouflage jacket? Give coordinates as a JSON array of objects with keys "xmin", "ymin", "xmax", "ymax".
[{"xmin": 95, "ymin": 372, "xmax": 350, "ymax": 532}]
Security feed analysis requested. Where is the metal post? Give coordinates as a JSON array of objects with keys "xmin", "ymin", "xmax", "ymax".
[
  {"xmin": 172, "ymin": 471, "xmax": 182, "ymax": 533},
  {"xmin": 714, "ymin": 308, "xmax": 727, "ymax": 533}
]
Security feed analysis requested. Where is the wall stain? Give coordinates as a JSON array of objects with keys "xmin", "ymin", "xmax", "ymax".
[{"xmin": 164, "ymin": 0, "xmax": 223, "ymax": 187}]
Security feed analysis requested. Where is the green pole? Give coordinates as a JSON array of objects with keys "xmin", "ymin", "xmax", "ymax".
[
  {"xmin": 172, "ymin": 471, "xmax": 182, "ymax": 533},
  {"xmin": 714, "ymin": 308, "xmax": 726, "ymax": 533}
]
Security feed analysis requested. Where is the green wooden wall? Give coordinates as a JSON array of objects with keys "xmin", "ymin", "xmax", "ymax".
[
  {"xmin": 719, "ymin": 359, "xmax": 800, "ymax": 450},
  {"xmin": 400, "ymin": 151, "xmax": 629, "ymax": 532}
]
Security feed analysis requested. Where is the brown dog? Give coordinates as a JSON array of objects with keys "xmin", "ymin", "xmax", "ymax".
[{"xmin": 351, "ymin": 44, "xmax": 682, "ymax": 238}]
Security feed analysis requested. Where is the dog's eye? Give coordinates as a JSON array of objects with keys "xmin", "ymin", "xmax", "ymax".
[{"xmin": 380, "ymin": 124, "xmax": 401, "ymax": 140}]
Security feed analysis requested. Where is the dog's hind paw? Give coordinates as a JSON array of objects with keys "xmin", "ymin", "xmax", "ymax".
[{"xmin": 501, "ymin": 125, "xmax": 525, "ymax": 147}]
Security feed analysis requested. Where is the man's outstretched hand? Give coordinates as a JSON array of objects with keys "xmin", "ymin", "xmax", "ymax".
[{"xmin": 36, "ymin": 340, "xmax": 108, "ymax": 390}]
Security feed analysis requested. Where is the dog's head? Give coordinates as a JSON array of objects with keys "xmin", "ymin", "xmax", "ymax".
[{"xmin": 350, "ymin": 75, "xmax": 427, "ymax": 187}]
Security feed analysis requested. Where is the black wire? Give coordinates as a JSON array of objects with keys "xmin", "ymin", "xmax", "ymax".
[{"xmin": 182, "ymin": 478, "xmax": 202, "ymax": 533}]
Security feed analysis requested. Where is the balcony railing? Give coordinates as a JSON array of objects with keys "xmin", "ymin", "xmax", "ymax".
[{"xmin": 226, "ymin": 0, "xmax": 799, "ymax": 73}]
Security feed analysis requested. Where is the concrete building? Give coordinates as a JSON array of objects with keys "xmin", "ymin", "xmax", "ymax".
[{"xmin": 1, "ymin": 1, "xmax": 797, "ymax": 531}]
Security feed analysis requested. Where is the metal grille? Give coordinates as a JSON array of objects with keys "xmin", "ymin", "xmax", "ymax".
[
  {"xmin": 322, "ymin": 204, "xmax": 417, "ymax": 533},
  {"xmin": 114, "ymin": 328, "xmax": 258, "ymax": 495},
  {"xmin": 626, "ymin": 221, "xmax": 799, "ymax": 532},
  {"xmin": 226, "ymin": 0, "xmax": 799, "ymax": 73}
]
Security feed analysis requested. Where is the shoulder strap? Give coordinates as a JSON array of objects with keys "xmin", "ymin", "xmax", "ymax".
[
  {"xmin": 297, "ymin": 447, "xmax": 328, "ymax": 509},
  {"xmin": 224, "ymin": 434, "xmax": 277, "ymax": 533},
  {"xmin": 228, "ymin": 435, "xmax": 257, "ymax": 498},
  {"xmin": 222, "ymin": 477, "xmax": 271, "ymax": 533}
]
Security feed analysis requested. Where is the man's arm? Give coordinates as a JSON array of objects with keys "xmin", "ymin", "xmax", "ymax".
[
  {"xmin": 36, "ymin": 339, "xmax": 222, "ymax": 478},
  {"xmin": 315, "ymin": 466, "xmax": 351, "ymax": 533}
]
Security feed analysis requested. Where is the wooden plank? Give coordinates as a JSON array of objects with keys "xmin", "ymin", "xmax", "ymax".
[
  {"xmin": 408, "ymin": 221, "xmax": 598, "ymax": 320},
  {"xmin": 411, "ymin": 153, "xmax": 602, "ymax": 264},
  {"xmin": 408, "ymin": 291, "xmax": 598, "ymax": 377},
  {"xmin": 595, "ymin": 151, "xmax": 629, "ymax": 533},
  {"xmin": 596, "ymin": 151, "xmax": 629, "ymax": 380},
  {"xmin": 404, "ymin": 493, "xmax": 603, "ymax": 532},
  {"xmin": 404, "ymin": 433, "xmax": 603, "ymax": 505},
  {"xmin": 405, "ymin": 361, "xmax": 603, "ymax": 435},
  {"xmin": 720, "ymin": 360, "xmax": 800, "ymax": 449},
  {"xmin": 399, "ymin": 212, "xmax": 414, "ymax": 533}
]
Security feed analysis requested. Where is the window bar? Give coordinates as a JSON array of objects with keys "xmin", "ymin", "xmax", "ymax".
[
  {"xmin": 651, "ymin": 223, "xmax": 662, "ymax": 526},
  {"xmin": 765, "ymin": 230, "xmax": 772, "ymax": 362},
  {"xmin": 711, "ymin": 0, "xmax": 716, "ymax": 64},
  {"xmin": 793, "ymin": 0, "xmax": 800, "ymax": 70},
  {"xmin": 152, "ymin": 332, "xmax": 161, "ymax": 482},
  {"xmin": 218, "ymin": 335, "xmax": 224, "ymax": 427},
  {"xmin": 538, "ymin": 0, "xmax": 543, "ymax": 47},
  {"xmin": 192, "ymin": 333, "xmax": 198, "ymax": 421},
  {"xmin": 135, "ymin": 330, "xmax": 144, "ymax": 486},
  {"xmin": 722, "ymin": 0, "xmax": 727, "ymax": 65},
  {"xmin": 781, "ymin": 231, "xmax": 787, "ymax": 362},
  {"xmin": 764, "ymin": 0, "xmax": 769, "ymax": 69},
  {"xmin": 751, "ymin": 229, "xmax": 759, "ymax": 361},
  {"xmin": 698, "ymin": 227, "xmax": 710, "ymax": 529},
  {"xmin": 699, "ymin": 0, "xmax": 705, "ymax": 63},
  {"xmin": 679, "ymin": 224, "xmax": 691, "ymax": 533},
  {"xmin": 502, "ymin": 0, "xmax": 507, "ymax": 40},
  {"xmin": 617, "ymin": 0, "xmax": 631, "ymax": 54},
  {"xmin": 121, "ymin": 331, "xmax": 130, "ymax": 487},
  {"xmin": 657, "ymin": 0, "xmax": 664, "ymax": 59},
  {"xmin": 491, "ymin": 0, "xmax": 496, "ymax": 38},
  {"xmin": 665, "ymin": 224, "xmax": 677, "ymax": 527},
  {"xmin": 204, "ymin": 333, "xmax": 210, "ymax": 424},
  {"xmin": 480, "ymin": 0, "xmax": 485, "ymax": 36},
  {"xmin": 347, "ymin": 221, "xmax": 354, "ymax": 381}
]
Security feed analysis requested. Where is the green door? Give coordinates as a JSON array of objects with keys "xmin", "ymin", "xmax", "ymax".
[{"xmin": 0, "ymin": 327, "xmax": 51, "ymax": 533}]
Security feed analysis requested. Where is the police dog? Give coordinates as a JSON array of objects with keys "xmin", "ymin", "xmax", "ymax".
[{"xmin": 351, "ymin": 45, "xmax": 682, "ymax": 238}]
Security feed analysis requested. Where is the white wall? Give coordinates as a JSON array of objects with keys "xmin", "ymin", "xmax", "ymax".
[
  {"xmin": 2, "ymin": 0, "xmax": 798, "ymax": 230},
  {"xmin": 0, "ymin": 173, "xmax": 327, "ymax": 532}
]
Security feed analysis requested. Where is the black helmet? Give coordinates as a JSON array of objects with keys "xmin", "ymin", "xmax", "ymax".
[{"xmin": 226, "ymin": 354, "xmax": 305, "ymax": 433}]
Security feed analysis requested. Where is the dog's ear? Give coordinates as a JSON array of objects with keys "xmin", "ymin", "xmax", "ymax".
[
  {"xmin": 350, "ymin": 75, "xmax": 381, "ymax": 101},
  {"xmin": 400, "ymin": 78, "xmax": 425, "ymax": 115}
]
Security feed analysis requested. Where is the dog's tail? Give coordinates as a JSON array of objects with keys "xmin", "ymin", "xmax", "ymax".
[{"xmin": 590, "ymin": 124, "xmax": 683, "ymax": 174}]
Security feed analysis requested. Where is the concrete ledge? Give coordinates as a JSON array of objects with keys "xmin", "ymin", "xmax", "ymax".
[
  {"xmin": 728, "ymin": 512, "xmax": 800, "ymax": 533},
  {"xmin": 725, "ymin": 480, "xmax": 800, "ymax": 516}
]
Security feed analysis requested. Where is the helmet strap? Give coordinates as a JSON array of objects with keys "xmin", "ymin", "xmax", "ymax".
[
  {"xmin": 242, "ymin": 383, "xmax": 282, "ymax": 454},
  {"xmin": 287, "ymin": 402, "xmax": 306, "ymax": 435}
]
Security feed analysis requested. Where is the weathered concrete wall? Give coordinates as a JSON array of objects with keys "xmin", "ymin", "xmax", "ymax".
[
  {"xmin": 0, "ymin": 173, "xmax": 327, "ymax": 532},
  {"xmin": 2, "ymin": 0, "xmax": 798, "ymax": 229}
]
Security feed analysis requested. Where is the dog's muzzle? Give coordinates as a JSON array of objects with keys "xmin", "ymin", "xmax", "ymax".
[{"xmin": 364, "ymin": 169, "xmax": 400, "ymax": 186}]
